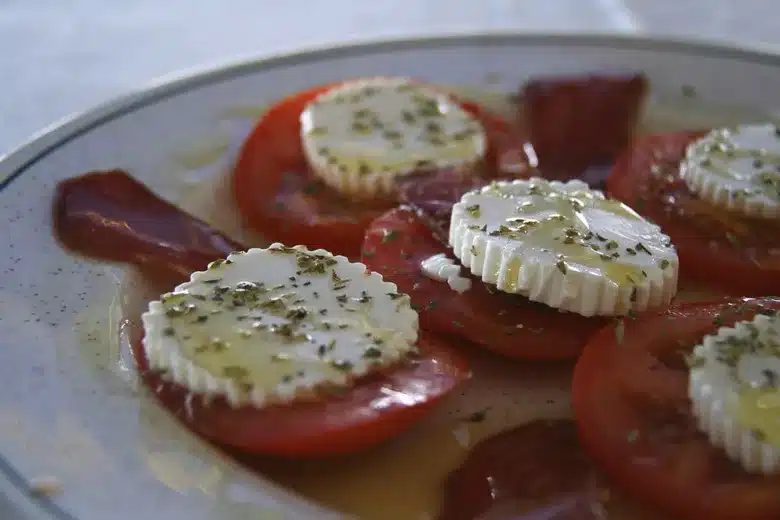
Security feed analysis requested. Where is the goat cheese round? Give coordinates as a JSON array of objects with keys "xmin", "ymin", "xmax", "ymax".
[
  {"xmin": 299, "ymin": 77, "xmax": 486, "ymax": 199},
  {"xmin": 680, "ymin": 124, "xmax": 780, "ymax": 219},
  {"xmin": 449, "ymin": 178, "xmax": 678, "ymax": 316},
  {"xmin": 688, "ymin": 311, "xmax": 780, "ymax": 475},
  {"xmin": 141, "ymin": 245, "xmax": 418, "ymax": 408}
]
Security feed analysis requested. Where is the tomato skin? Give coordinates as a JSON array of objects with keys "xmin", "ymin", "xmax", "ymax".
[
  {"xmin": 607, "ymin": 131, "xmax": 780, "ymax": 296},
  {"xmin": 231, "ymin": 80, "xmax": 519, "ymax": 258},
  {"xmin": 231, "ymin": 83, "xmax": 388, "ymax": 259},
  {"xmin": 130, "ymin": 324, "xmax": 469, "ymax": 458},
  {"xmin": 361, "ymin": 207, "xmax": 607, "ymax": 360},
  {"xmin": 572, "ymin": 297, "xmax": 780, "ymax": 520}
]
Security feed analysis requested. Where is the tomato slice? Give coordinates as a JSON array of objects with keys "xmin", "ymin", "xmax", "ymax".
[
  {"xmin": 231, "ymin": 80, "xmax": 519, "ymax": 258},
  {"xmin": 607, "ymin": 131, "xmax": 780, "ymax": 295},
  {"xmin": 572, "ymin": 297, "xmax": 780, "ymax": 520},
  {"xmin": 360, "ymin": 207, "xmax": 607, "ymax": 360},
  {"xmin": 130, "ymin": 321, "xmax": 468, "ymax": 458},
  {"xmin": 521, "ymin": 73, "xmax": 648, "ymax": 183}
]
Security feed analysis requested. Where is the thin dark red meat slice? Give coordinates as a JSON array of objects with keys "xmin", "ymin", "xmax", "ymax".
[
  {"xmin": 53, "ymin": 169, "xmax": 242, "ymax": 289},
  {"xmin": 397, "ymin": 169, "xmax": 489, "ymax": 244},
  {"xmin": 520, "ymin": 73, "xmax": 648, "ymax": 183},
  {"xmin": 438, "ymin": 420, "xmax": 608, "ymax": 520}
]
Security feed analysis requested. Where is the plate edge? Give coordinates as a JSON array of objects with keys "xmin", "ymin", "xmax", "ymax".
[{"xmin": 3, "ymin": 31, "xmax": 780, "ymax": 187}]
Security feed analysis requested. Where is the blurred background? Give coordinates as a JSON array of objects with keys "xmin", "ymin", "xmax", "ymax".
[{"xmin": 1, "ymin": 0, "xmax": 778, "ymax": 157}]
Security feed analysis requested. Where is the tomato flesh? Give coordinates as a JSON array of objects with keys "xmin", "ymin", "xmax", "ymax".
[
  {"xmin": 232, "ymin": 81, "xmax": 519, "ymax": 258},
  {"xmin": 131, "ymin": 322, "xmax": 469, "ymax": 458},
  {"xmin": 361, "ymin": 207, "xmax": 607, "ymax": 360},
  {"xmin": 573, "ymin": 297, "xmax": 780, "ymax": 520},
  {"xmin": 607, "ymin": 131, "xmax": 780, "ymax": 295}
]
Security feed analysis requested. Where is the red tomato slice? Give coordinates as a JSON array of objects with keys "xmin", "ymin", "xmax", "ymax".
[
  {"xmin": 607, "ymin": 131, "xmax": 780, "ymax": 295},
  {"xmin": 572, "ymin": 297, "xmax": 780, "ymax": 520},
  {"xmin": 360, "ymin": 207, "xmax": 607, "ymax": 360},
  {"xmin": 130, "ymin": 323, "xmax": 469, "ymax": 458},
  {"xmin": 521, "ymin": 73, "xmax": 648, "ymax": 182},
  {"xmin": 231, "ymin": 80, "xmax": 518, "ymax": 258}
]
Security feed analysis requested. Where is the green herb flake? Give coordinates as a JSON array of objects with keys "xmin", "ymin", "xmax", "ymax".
[
  {"xmin": 222, "ymin": 366, "xmax": 249, "ymax": 379},
  {"xmin": 363, "ymin": 346, "xmax": 383, "ymax": 359},
  {"xmin": 685, "ymin": 353, "xmax": 706, "ymax": 369},
  {"xmin": 635, "ymin": 242, "xmax": 651, "ymax": 255},
  {"xmin": 382, "ymin": 230, "xmax": 399, "ymax": 243},
  {"xmin": 464, "ymin": 409, "xmax": 489, "ymax": 423},
  {"xmin": 465, "ymin": 204, "xmax": 481, "ymax": 218}
]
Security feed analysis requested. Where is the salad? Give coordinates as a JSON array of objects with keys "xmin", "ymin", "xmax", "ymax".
[{"xmin": 52, "ymin": 71, "xmax": 780, "ymax": 520}]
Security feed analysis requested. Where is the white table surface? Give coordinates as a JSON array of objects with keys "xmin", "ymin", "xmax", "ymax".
[
  {"xmin": 2, "ymin": 0, "xmax": 780, "ymax": 157},
  {"xmin": 1, "ymin": 0, "xmax": 778, "ymax": 517}
]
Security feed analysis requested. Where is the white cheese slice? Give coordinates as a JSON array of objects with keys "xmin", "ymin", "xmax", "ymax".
[
  {"xmin": 420, "ymin": 253, "xmax": 472, "ymax": 294},
  {"xmin": 688, "ymin": 311, "xmax": 780, "ymax": 475},
  {"xmin": 449, "ymin": 178, "xmax": 678, "ymax": 317},
  {"xmin": 141, "ymin": 245, "xmax": 418, "ymax": 408},
  {"xmin": 680, "ymin": 124, "xmax": 780, "ymax": 219},
  {"xmin": 299, "ymin": 77, "xmax": 487, "ymax": 199}
]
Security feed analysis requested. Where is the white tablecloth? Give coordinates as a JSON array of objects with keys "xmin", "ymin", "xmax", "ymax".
[{"xmin": 1, "ymin": 0, "xmax": 779, "ymax": 156}]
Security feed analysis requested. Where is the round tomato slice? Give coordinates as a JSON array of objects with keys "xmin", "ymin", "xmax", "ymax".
[
  {"xmin": 231, "ymin": 80, "xmax": 518, "ymax": 258},
  {"xmin": 572, "ymin": 297, "xmax": 780, "ymax": 520},
  {"xmin": 607, "ymin": 131, "xmax": 780, "ymax": 295},
  {"xmin": 130, "ymin": 324, "xmax": 469, "ymax": 458},
  {"xmin": 360, "ymin": 207, "xmax": 607, "ymax": 360}
]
